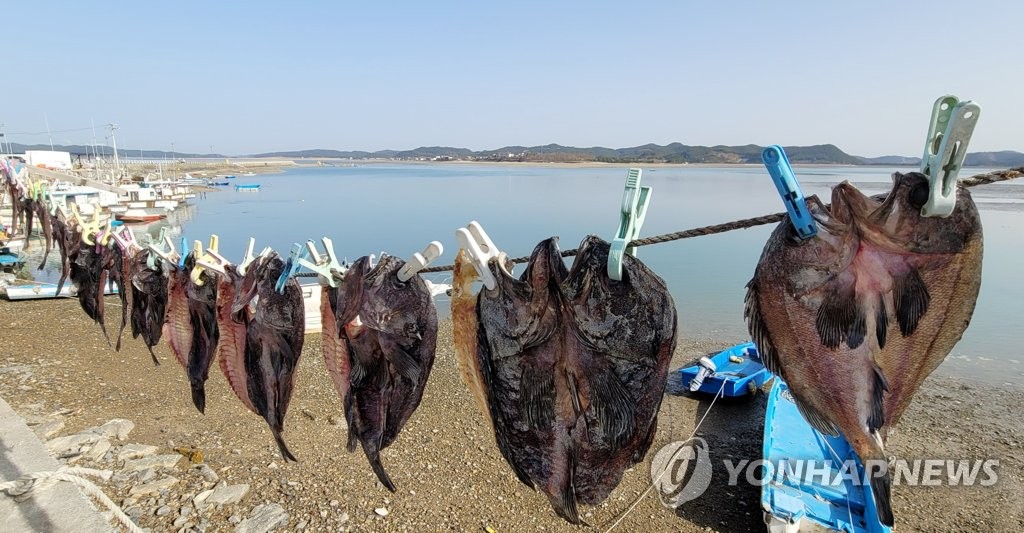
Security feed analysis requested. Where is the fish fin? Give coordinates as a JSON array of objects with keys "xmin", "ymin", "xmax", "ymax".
[
  {"xmin": 345, "ymin": 394, "xmax": 359, "ymax": 453},
  {"xmin": 272, "ymin": 429, "xmax": 298, "ymax": 462},
  {"xmin": 795, "ymin": 399, "xmax": 840, "ymax": 436},
  {"xmin": 894, "ymin": 269, "xmax": 930, "ymax": 336},
  {"xmin": 875, "ymin": 303, "xmax": 888, "ymax": 349},
  {"xmin": 190, "ymin": 383, "xmax": 206, "ymax": 414},
  {"xmin": 589, "ymin": 369, "xmax": 636, "ymax": 451},
  {"xmin": 868, "ymin": 364, "xmax": 889, "ymax": 432},
  {"xmin": 815, "ymin": 284, "xmax": 866, "ymax": 349},
  {"xmin": 871, "ymin": 468, "xmax": 894, "ymax": 526},
  {"xmin": 520, "ymin": 363, "xmax": 555, "ymax": 429},
  {"xmin": 365, "ymin": 449, "xmax": 397, "ymax": 492},
  {"xmin": 744, "ymin": 281, "xmax": 782, "ymax": 376},
  {"xmin": 547, "ymin": 447, "xmax": 584, "ymax": 525},
  {"xmin": 379, "ymin": 335, "xmax": 420, "ymax": 383}
]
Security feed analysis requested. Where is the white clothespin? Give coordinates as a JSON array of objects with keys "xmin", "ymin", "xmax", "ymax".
[
  {"xmin": 237, "ymin": 237, "xmax": 271, "ymax": 276},
  {"xmin": 297, "ymin": 237, "xmax": 347, "ymax": 287},
  {"xmin": 455, "ymin": 220, "xmax": 501, "ymax": 290},
  {"xmin": 920, "ymin": 95, "xmax": 981, "ymax": 217},
  {"xmin": 423, "ymin": 279, "xmax": 452, "ymax": 298},
  {"xmin": 397, "ymin": 241, "xmax": 443, "ymax": 282}
]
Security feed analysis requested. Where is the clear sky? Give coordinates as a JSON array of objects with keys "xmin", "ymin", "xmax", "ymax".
[{"xmin": 4, "ymin": 1, "xmax": 1021, "ymax": 157}]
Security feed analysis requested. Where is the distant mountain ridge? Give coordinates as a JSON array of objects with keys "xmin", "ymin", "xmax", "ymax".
[{"xmin": 7, "ymin": 141, "xmax": 1023, "ymax": 166}]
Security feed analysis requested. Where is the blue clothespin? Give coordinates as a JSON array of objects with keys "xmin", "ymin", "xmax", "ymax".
[
  {"xmin": 920, "ymin": 95, "xmax": 981, "ymax": 218},
  {"xmin": 762, "ymin": 145, "xmax": 816, "ymax": 240},
  {"xmin": 275, "ymin": 243, "xmax": 307, "ymax": 294},
  {"xmin": 178, "ymin": 237, "xmax": 189, "ymax": 268},
  {"xmin": 297, "ymin": 237, "xmax": 347, "ymax": 287},
  {"xmin": 607, "ymin": 168, "xmax": 651, "ymax": 281}
]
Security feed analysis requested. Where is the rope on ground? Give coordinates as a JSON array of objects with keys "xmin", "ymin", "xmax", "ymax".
[
  {"xmin": 418, "ymin": 166, "xmax": 1024, "ymax": 274},
  {"xmin": 0, "ymin": 466, "xmax": 144, "ymax": 533}
]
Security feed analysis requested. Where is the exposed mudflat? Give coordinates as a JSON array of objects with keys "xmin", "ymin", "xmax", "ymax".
[{"xmin": 0, "ymin": 297, "xmax": 1021, "ymax": 532}]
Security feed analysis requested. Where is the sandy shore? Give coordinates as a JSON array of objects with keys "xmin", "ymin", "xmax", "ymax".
[{"xmin": 0, "ymin": 297, "xmax": 1021, "ymax": 532}]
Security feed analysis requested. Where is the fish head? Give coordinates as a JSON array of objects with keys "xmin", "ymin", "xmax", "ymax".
[{"xmin": 854, "ymin": 172, "xmax": 981, "ymax": 255}]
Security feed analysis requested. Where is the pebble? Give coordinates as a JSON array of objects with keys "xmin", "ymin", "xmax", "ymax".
[
  {"xmin": 329, "ymin": 499, "xmax": 339, "ymax": 507},
  {"xmin": 319, "ymin": 510, "xmax": 328, "ymax": 518},
  {"xmin": 327, "ymin": 415, "xmax": 341, "ymax": 426},
  {"xmin": 129, "ymin": 476, "xmax": 179, "ymax": 496},
  {"xmin": 137, "ymin": 468, "xmax": 156, "ymax": 483},
  {"xmin": 203, "ymin": 482, "xmax": 250, "ymax": 507},
  {"xmin": 118, "ymin": 443, "xmax": 160, "ymax": 461},
  {"xmin": 236, "ymin": 503, "xmax": 289, "ymax": 533},
  {"xmin": 338, "ymin": 512, "xmax": 349, "ymax": 524},
  {"xmin": 195, "ymin": 464, "xmax": 219, "ymax": 483},
  {"xmin": 156, "ymin": 505, "xmax": 172, "ymax": 516},
  {"xmin": 125, "ymin": 506, "xmax": 143, "ymax": 523},
  {"xmin": 46, "ymin": 432, "xmax": 101, "ymax": 455},
  {"xmin": 88, "ymin": 418, "xmax": 135, "ymax": 441},
  {"xmin": 172, "ymin": 516, "xmax": 189, "ymax": 528},
  {"xmin": 32, "ymin": 419, "xmax": 65, "ymax": 439},
  {"xmin": 83, "ymin": 438, "xmax": 112, "ymax": 462},
  {"xmin": 375, "ymin": 508, "xmax": 389, "ymax": 517},
  {"xmin": 228, "ymin": 514, "xmax": 242, "ymax": 524},
  {"xmin": 180, "ymin": 505, "xmax": 193, "ymax": 518},
  {"xmin": 123, "ymin": 454, "xmax": 183, "ymax": 472}
]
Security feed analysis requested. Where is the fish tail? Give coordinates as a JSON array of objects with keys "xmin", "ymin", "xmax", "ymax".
[
  {"xmin": 146, "ymin": 345, "xmax": 160, "ymax": 366},
  {"xmin": 547, "ymin": 448, "xmax": 584, "ymax": 525},
  {"xmin": 272, "ymin": 428, "xmax": 298, "ymax": 462},
  {"xmin": 366, "ymin": 451, "xmax": 396, "ymax": 492},
  {"xmin": 863, "ymin": 452, "xmax": 894, "ymax": 527},
  {"xmin": 190, "ymin": 382, "xmax": 206, "ymax": 414},
  {"xmin": 99, "ymin": 321, "xmax": 111, "ymax": 347}
]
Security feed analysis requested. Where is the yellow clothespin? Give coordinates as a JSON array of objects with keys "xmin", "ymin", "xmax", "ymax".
[{"xmin": 190, "ymin": 235, "xmax": 220, "ymax": 285}]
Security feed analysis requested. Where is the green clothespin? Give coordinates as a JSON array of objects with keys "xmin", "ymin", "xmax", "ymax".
[
  {"xmin": 607, "ymin": 168, "xmax": 651, "ymax": 281},
  {"xmin": 920, "ymin": 95, "xmax": 981, "ymax": 217}
]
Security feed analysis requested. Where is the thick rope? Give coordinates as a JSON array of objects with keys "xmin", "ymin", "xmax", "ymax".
[
  {"xmin": 419, "ymin": 167, "xmax": 1024, "ymax": 273},
  {"xmin": 0, "ymin": 466, "xmax": 144, "ymax": 533}
]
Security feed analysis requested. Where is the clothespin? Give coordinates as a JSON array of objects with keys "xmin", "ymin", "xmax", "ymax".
[
  {"xmin": 236, "ymin": 237, "xmax": 269, "ymax": 276},
  {"xmin": 455, "ymin": 220, "xmax": 501, "ymax": 290},
  {"xmin": 178, "ymin": 237, "xmax": 189, "ymax": 268},
  {"xmin": 297, "ymin": 237, "xmax": 347, "ymax": 287},
  {"xmin": 147, "ymin": 227, "xmax": 174, "ymax": 269},
  {"xmin": 608, "ymin": 168, "xmax": 651, "ymax": 281},
  {"xmin": 275, "ymin": 243, "xmax": 307, "ymax": 294},
  {"xmin": 75, "ymin": 205, "xmax": 104, "ymax": 245},
  {"xmin": 110, "ymin": 224, "xmax": 139, "ymax": 253},
  {"xmin": 189, "ymin": 235, "xmax": 221, "ymax": 285},
  {"xmin": 761, "ymin": 145, "xmax": 817, "ymax": 241},
  {"xmin": 397, "ymin": 241, "xmax": 443, "ymax": 282},
  {"xmin": 920, "ymin": 95, "xmax": 981, "ymax": 217},
  {"xmin": 96, "ymin": 218, "xmax": 115, "ymax": 247}
]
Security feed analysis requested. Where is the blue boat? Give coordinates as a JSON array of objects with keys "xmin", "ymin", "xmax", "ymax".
[
  {"xmin": 211, "ymin": 181, "xmax": 230, "ymax": 186},
  {"xmin": 0, "ymin": 247, "xmax": 24, "ymax": 272},
  {"xmin": 225, "ymin": 175, "xmax": 237, "ymax": 179},
  {"xmin": 667, "ymin": 342, "xmax": 769, "ymax": 397},
  {"xmin": 234, "ymin": 184, "xmax": 261, "ymax": 191},
  {"xmin": 762, "ymin": 379, "xmax": 892, "ymax": 533}
]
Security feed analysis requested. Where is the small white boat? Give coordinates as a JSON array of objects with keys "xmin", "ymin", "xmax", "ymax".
[
  {"xmin": 116, "ymin": 209, "xmax": 167, "ymax": 223},
  {"xmin": 3, "ymin": 280, "xmax": 119, "ymax": 300}
]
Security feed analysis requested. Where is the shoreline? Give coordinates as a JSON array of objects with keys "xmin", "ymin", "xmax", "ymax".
[{"xmin": 0, "ymin": 297, "xmax": 1020, "ymax": 531}]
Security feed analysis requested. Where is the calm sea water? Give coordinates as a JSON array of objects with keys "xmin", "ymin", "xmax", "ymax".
[{"xmin": 37, "ymin": 164, "xmax": 1024, "ymax": 386}]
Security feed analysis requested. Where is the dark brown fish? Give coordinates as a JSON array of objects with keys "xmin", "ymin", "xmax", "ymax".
[
  {"xmin": 472, "ymin": 236, "xmax": 677, "ymax": 524},
  {"xmin": 130, "ymin": 249, "xmax": 168, "ymax": 364},
  {"xmin": 332, "ymin": 254, "xmax": 438, "ymax": 491},
  {"xmin": 184, "ymin": 254, "xmax": 220, "ymax": 413},
  {"xmin": 33, "ymin": 199, "xmax": 54, "ymax": 269},
  {"xmin": 70, "ymin": 241, "xmax": 111, "ymax": 344},
  {"xmin": 110, "ymin": 244, "xmax": 133, "ymax": 351},
  {"xmin": 745, "ymin": 172, "xmax": 983, "ymax": 527},
  {"xmin": 229, "ymin": 253, "xmax": 304, "ymax": 461},
  {"xmin": 53, "ymin": 216, "xmax": 80, "ymax": 296}
]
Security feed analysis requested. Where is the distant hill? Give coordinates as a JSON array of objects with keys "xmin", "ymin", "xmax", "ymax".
[{"xmin": 6, "ymin": 141, "xmax": 1022, "ymax": 167}]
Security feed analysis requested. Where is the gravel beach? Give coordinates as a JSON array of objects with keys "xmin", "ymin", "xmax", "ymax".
[{"xmin": 0, "ymin": 297, "xmax": 1021, "ymax": 532}]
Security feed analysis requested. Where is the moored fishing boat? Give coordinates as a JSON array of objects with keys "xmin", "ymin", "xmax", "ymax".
[
  {"xmin": 116, "ymin": 209, "xmax": 167, "ymax": 223},
  {"xmin": 234, "ymin": 183, "xmax": 261, "ymax": 191}
]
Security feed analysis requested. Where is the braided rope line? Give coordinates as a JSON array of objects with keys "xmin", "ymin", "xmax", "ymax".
[
  {"xmin": 0, "ymin": 466, "xmax": 144, "ymax": 533},
  {"xmin": 416, "ymin": 166, "xmax": 1023, "ymax": 273}
]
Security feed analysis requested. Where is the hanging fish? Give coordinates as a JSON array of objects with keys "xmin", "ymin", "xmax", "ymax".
[
  {"xmin": 745, "ymin": 172, "xmax": 983, "ymax": 527},
  {"xmin": 109, "ymin": 243, "xmax": 133, "ymax": 351},
  {"xmin": 33, "ymin": 198, "xmax": 54, "ymax": 269},
  {"xmin": 332, "ymin": 254, "xmax": 438, "ymax": 491},
  {"xmin": 70, "ymin": 241, "xmax": 112, "ymax": 344},
  {"xmin": 51, "ymin": 215, "xmax": 78, "ymax": 296},
  {"xmin": 129, "ymin": 249, "xmax": 167, "ymax": 364},
  {"xmin": 320, "ymin": 282, "xmax": 350, "ymax": 426},
  {"xmin": 225, "ymin": 253, "xmax": 304, "ymax": 461},
  {"xmin": 469, "ymin": 236, "xmax": 677, "ymax": 524},
  {"xmin": 163, "ymin": 254, "xmax": 220, "ymax": 413},
  {"xmin": 452, "ymin": 250, "xmax": 491, "ymax": 428}
]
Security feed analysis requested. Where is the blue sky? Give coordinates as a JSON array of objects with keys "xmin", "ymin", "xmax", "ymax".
[{"xmin": 4, "ymin": 1, "xmax": 1020, "ymax": 157}]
